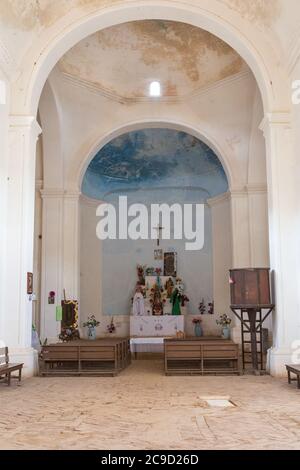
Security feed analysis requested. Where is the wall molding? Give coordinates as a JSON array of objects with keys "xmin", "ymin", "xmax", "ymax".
[
  {"xmin": 60, "ymin": 68, "xmax": 252, "ymax": 104},
  {"xmin": 207, "ymin": 191, "xmax": 230, "ymax": 207}
]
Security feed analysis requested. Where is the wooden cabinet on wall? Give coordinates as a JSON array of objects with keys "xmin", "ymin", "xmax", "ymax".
[{"xmin": 229, "ymin": 268, "xmax": 272, "ymax": 307}]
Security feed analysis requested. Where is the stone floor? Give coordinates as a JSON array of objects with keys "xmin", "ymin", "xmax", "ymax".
[{"xmin": 1, "ymin": 360, "xmax": 300, "ymax": 450}]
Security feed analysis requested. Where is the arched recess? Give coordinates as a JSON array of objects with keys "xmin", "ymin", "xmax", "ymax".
[
  {"xmin": 79, "ymin": 124, "xmax": 232, "ymax": 337},
  {"xmin": 76, "ymin": 120, "xmax": 235, "ymax": 192},
  {"xmin": 12, "ymin": 0, "xmax": 290, "ymax": 116}
]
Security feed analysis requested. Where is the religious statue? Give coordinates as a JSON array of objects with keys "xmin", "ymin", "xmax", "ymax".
[
  {"xmin": 132, "ymin": 285, "xmax": 146, "ymax": 316},
  {"xmin": 165, "ymin": 277, "xmax": 174, "ymax": 298},
  {"xmin": 150, "ymin": 284, "xmax": 164, "ymax": 315},
  {"xmin": 137, "ymin": 264, "xmax": 145, "ymax": 285},
  {"xmin": 170, "ymin": 288, "xmax": 181, "ymax": 315}
]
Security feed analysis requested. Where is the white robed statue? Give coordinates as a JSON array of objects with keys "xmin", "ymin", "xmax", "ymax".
[{"xmin": 132, "ymin": 286, "xmax": 145, "ymax": 316}]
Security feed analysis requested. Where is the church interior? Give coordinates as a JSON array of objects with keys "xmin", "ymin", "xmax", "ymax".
[{"xmin": 1, "ymin": 0, "xmax": 300, "ymax": 451}]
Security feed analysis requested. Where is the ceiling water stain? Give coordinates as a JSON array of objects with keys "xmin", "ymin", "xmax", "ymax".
[
  {"xmin": 0, "ymin": 0, "xmax": 121, "ymax": 30},
  {"xmin": 60, "ymin": 20, "xmax": 247, "ymax": 99},
  {"xmin": 220, "ymin": 0, "xmax": 281, "ymax": 27}
]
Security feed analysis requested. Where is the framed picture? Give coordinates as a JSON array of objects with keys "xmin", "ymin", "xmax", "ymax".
[
  {"xmin": 154, "ymin": 249, "xmax": 163, "ymax": 260},
  {"xmin": 164, "ymin": 252, "xmax": 177, "ymax": 277},
  {"xmin": 27, "ymin": 272, "xmax": 33, "ymax": 294}
]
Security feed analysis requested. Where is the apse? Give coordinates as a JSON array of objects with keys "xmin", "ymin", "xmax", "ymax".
[{"xmin": 81, "ymin": 128, "xmax": 228, "ymax": 319}]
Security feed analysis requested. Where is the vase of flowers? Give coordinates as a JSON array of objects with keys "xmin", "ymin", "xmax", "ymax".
[
  {"xmin": 83, "ymin": 315, "xmax": 100, "ymax": 340},
  {"xmin": 216, "ymin": 314, "xmax": 232, "ymax": 339},
  {"xmin": 107, "ymin": 317, "xmax": 116, "ymax": 334},
  {"xmin": 192, "ymin": 318, "xmax": 203, "ymax": 337}
]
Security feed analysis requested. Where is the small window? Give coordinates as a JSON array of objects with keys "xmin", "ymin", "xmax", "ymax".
[{"xmin": 149, "ymin": 81, "xmax": 161, "ymax": 97}]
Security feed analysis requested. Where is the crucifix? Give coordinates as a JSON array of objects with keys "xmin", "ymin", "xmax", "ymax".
[{"xmin": 153, "ymin": 223, "xmax": 164, "ymax": 246}]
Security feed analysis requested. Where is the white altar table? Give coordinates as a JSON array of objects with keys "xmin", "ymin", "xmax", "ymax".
[
  {"xmin": 130, "ymin": 315, "xmax": 184, "ymax": 337},
  {"xmin": 130, "ymin": 315, "xmax": 185, "ymax": 354}
]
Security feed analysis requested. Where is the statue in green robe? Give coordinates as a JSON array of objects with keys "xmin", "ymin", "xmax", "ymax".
[{"xmin": 170, "ymin": 288, "xmax": 181, "ymax": 315}]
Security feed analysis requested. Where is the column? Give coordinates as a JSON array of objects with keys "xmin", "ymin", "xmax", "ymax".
[
  {"xmin": 246, "ymin": 184, "xmax": 269, "ymax": 267},
  {"xmin": 260, "ymin": 112, "xmax": 300, "ymax": 376},
  {"xmin": 2, "ymin": 116, "xmax": 41, "ymax": 376},
  {"xmin": 40, "ymin": 190, "xmax": 80, "ymax": 343},
  {"xmin": 230, "ymin": 188, "xmax": 251, "ymax": 268},
  {"xmin": 229, "ymin": 188, "xmax": 251, "ymax": 343},
  {"xmin": 207, "ymin": 192, "xmax": 232, "ymax": 316},
  {"xmin": 40, "ymin": 189, "xmax": 64, "ymax": 343},
  {"xmin": 62, "ymin": 192, "xmax": 80, "ymax": 302}
]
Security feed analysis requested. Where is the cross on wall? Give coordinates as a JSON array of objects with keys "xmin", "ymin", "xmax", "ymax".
[{"xmin": 152, "ymin": 224, "xmax": 164, "ymax": 246}]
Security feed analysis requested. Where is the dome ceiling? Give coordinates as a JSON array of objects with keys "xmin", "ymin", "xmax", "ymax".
[
  {"xmin": 59, "ymin": 20, "xmax": 248, "ymax": 100},
  {"xmin": 82, "ymin": 129, "xmax": 228, "ymax": 200}
]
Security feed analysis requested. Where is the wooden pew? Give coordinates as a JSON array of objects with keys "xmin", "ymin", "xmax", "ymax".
[
  {"xmin": 286, "ymin": 364, "xmax": 300, "ymax": 389},
  {"xmin": 0, "ymin": 347, "xmax": 23, "ymax": 386},
  {"xmin": 164, "ymin": 337, "xmax": 239, "ymax": 375},
  {"xmin": 39, "ymin": 339, "xmax": 131, "ymax": 376}
]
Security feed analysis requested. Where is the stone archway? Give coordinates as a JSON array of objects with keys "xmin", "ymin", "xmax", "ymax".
[
  {"xmin": 2, "ymin": 1, "xmax": 297, "ymax": 377},
  {"xmin": 11, "ymin": 0, "xmax": 288, "ymax": 116}
]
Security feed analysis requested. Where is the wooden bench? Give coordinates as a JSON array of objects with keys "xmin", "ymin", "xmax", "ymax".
[
  {"xmin": 164, "ymin": 337, "xmax": 239, "ymax": 375},
  {"xmin": 39, "ymin": 338, "xmax": 131, "ymax": 376},
  {"xmin": 286, "ymin": 364, "xmax": 300, "ymax": 389},
  {"xmin": 0, "ymin": 347, "xmax": 23, "ymax": 386}
]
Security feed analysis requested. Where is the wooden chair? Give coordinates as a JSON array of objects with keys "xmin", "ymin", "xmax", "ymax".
[{"xmin": 0, "ymin": 347, "xmax": 23, "ymax": 386}]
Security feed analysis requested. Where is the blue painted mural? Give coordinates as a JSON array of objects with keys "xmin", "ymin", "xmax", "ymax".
[{"xmin": 82, "ymin": 129, "xmax": 228, "ymax": 199}]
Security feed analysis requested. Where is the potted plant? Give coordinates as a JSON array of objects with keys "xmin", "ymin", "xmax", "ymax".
[
  {"xmin": 192, "ymin": 318, "xmax": 203, "ymax": 337},
  {"xmin": 216, "ymin": 314, "xmax": 232, "ymax": 339},
  {"xmin": 83, "ymin": 314, "xmax": 100, "ymax": 340}
]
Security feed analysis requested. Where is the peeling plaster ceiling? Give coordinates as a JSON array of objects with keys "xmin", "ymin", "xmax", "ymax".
[
  {"xmin": 82, "ymin": 129, "xmax": 228, "ymax": 200},
  {"xmin": 58, "ymin": 20, "xmax": 249, "ymax": 99}
]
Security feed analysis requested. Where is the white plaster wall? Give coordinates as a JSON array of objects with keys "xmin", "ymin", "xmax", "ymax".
[
  {"xmin": 80, "ymin": 197, "xmax": 130, "ymax": 338},
  {"xmin": 50, "ymin": 69, "xmax": 257, "ymax": 191},
  {"xmin": 0, "ymin": 72, "xmax": 9, "ymax": 343}
]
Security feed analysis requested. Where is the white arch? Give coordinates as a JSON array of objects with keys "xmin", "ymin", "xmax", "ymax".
[
  {"xmin": 12, "ymin": 0, "xmax": 290, "ymax": 115},
  {"xmin": 76, "ymin": 120, "xmax": 235, "ymax": 192}
]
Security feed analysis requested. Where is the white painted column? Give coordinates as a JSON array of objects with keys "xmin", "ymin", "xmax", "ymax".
[
  {"xmin": 208, "ymin": 192, "xmax": 232, "ymax": 316},
  {"xmin": 247, "ymin": 184, "xmax": 269, "ymax": 267},
  {"xmin": 40, "ymin": 190, "xmax": 80, "ymax": 343},
  {"xmin": 229, "ymin": 188, "xmax": 251, "ymax": 343},
  {"xmin": 2, "ymin": 116, "xmax": 41, "ymax": 376},
  {"xmin": 230, "ymin": 188, "xmax": 251, "ymax": 268},
  {"xmin": 40, "ymin": 189, "xmax": 64, "ymax": 343},
  {"xmin": 62, "ymin": 192, "xmax": 80, "ymax": 302},
  {"xmin": 260, "ymin": 113, "xmax": 300, "ymax": 376},
  {"xmin": 0, "ymin": 77, "xmax": 9, "ymax": 346}
]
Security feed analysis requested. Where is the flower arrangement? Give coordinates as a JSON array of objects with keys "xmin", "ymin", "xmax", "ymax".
[
  {"xmin": 107, "ymin": 317, "xmax": 116, "ymax": 334},
  {"xmin": 83, "ymin": 314, "xmax": 100, "ymax": 328},
  {"xmin": 216, "ymin": 314, "xmax": 232, "ymax": 327},
  {"xmin": 198, "ymin": 298, "xmax": 206, "ymax": 315},
  {"xmin": 208, "ymin": 301, "xmax": 214, "ymax": 315},
  {"xmin": 155, "ymin": 267, "xmax": 162, "ymax": 276},
  {"xmin": 192, "ymin": 317, "xmax": 202, "ymax": 325},
  {"xmin": 180, "ymin": 294, "xmax": 189, "ymax": 307},
  {"xmin": 59, "ymin": 327, "xmax": 80, "ymax": 342}
]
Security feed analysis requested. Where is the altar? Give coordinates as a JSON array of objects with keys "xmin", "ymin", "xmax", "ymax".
[
  {"xmin": 130, "ymin": 271, "xmax": 187, "ymax": 354},
  {"xmin": 130, "ymin": 315, "xmax": 185, "ymax": 337}
]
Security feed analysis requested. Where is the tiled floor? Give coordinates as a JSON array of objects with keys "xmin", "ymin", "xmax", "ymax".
[{"xmin": 1, "ymin": 360, "xmax": 300, "ymax": 450}]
